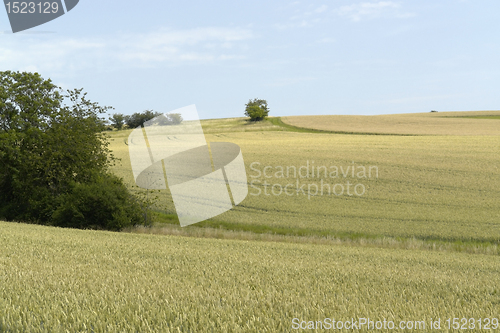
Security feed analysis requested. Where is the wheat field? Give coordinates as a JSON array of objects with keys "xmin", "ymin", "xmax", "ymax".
[
  {"xmin": 281, "ymin": 111, "xmax": 500, "ymax": 136},
  {"xmin": 2, "ymin": 112, "xmax": 500, "ymax": 331},
  {"xmin": 1, "ymin": 221, "xmax": 499, "ymax": 332},
  {"xmin": 108, "ymin": 116, "xmax": 500, "ymax": 243}
]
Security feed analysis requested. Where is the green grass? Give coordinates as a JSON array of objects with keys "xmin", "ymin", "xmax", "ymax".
[
  {"xmin": 451, "ymin": 115, "xmax": 500, "ymax": 119},
  {"xmin": 140, "ymin": 211, "xmax": 500, "ymax": 255},
  {"xmin": 1, "ymin": 221, "xmax": 500, "ymax": 332},
  {"xmin": 268, "ymin": 116, "xmax": 417, "ymax": 136},
  {"xmin": 266, "ymin": 117, "xmax": 331, "ymax": 134},
  {"xmin": 200, "ymin": 117, "xmax": 285, "ymax": 133}
]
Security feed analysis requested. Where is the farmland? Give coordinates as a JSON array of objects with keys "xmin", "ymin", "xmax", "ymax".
[
  {"xmin": 281, "ymin": 111, "xmax": 500, "ymax": 136},
  {"xmin": 108, "ymin": 113, "xmax": 500, "ymax": 245},
  {"xmin": 1, "ymin": 221, "xmax": 500, "ymax": 332},
  {"xmin": 1, "ymin": 112, "xmax": 499, "ymax": 331}
]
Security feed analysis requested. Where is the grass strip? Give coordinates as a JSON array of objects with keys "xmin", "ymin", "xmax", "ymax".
[
  {"xmin": 442, "ymin": 115, "xmax": 500, "ymax": 119},
  {"xmin": 270, "ymin": 117, "xmax": 420, "ymax": 136},
  {"xmin": 129, "ymin": 211, "xmax": 500, "ymax": 256}
]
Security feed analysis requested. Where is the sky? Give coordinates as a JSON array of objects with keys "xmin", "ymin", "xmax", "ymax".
[{"xmin": 1, "ymin": 0, "xmax": 499, "ymax": 120}]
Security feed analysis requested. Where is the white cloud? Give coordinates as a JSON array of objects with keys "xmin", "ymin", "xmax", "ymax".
[
  {"xmin": 315, "ymin": 5, "xmax": 328, "ymax": 13},
  {"xmin": 116, "ymin": 27, "xmax": 252, "ymax": 64},
  {"xmin": 336, "ymin": 2, "xmax": 415, "ymax": 22},
  {"xmin": 0, "ymin": 27, "xmax": 253, "ymax": 75}
]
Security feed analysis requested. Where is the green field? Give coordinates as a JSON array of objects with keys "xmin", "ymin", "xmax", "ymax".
[{"xmin": 2, "ymin": 112, "xmax": 499, "ymax": 331}]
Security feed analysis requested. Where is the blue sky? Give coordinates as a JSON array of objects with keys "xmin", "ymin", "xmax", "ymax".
[{"xmin": 1, "ymin": 0, "xmax": 499, "ymax": 119}]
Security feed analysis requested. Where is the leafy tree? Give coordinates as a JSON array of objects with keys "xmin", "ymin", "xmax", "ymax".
[
  {"xmin": 125, "ymin": 110, "xmax": 160, "ymax": 129},
  {"xmin": 166, "ymin": 113, "xmax": 183, "ymax": 125},
  {"xmin": 147, "ymin": 112, "xmax": 183, "ymax": 126},
  {"xmin": 124, "ymin": 110, "xmax": 183, "ymax": 128},
  {"xmin": 245, "ymin": 98, "xmax": 269, "ymax": 121},
  {"xmin": 0, "ymin": 71, "xmax": 146, "ymax": 229},
  {"xmin": 109, "ymin": 113, "xmax": 126, "ymax": 130}
]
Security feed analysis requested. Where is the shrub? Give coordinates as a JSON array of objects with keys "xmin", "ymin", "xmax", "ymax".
[{"xmin": 52, "ymin": 174, "xmax": 146, "ymax": 231}]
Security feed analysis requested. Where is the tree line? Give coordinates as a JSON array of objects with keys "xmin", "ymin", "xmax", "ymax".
[
  {"xmin": 108, "ymin": 98, "xmax": 269, "ymax": 129},
  {"xmin": 109, "ymin": 111, "xmax": 183, "ymax": 130}
]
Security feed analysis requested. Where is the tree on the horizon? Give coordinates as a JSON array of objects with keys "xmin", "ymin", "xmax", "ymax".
[
  {"xmin": 109, "ymin": 113, "xmax": 126, "ymax": 130},
  {"xmin": 245, "ymin": 98, "xmax": 269, "ymax": 121},
  {"xmin": 124, "ymin": 110, "xmax": 160, "ymax": 129},
  {"xmin": 122, "ymin": 110, "xmax": 183, "ymax": 129}
]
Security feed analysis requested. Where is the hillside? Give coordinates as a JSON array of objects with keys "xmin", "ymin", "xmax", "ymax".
[
  {"xmin": 281, "ymin": 111, "xmax": 500, "ymax": 136},
  {"xmin": 107, "ymin": 112, "xmax": 500, "ymax": 246}
]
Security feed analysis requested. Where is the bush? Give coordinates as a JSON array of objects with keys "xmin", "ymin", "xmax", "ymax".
[
  {"xmin": 52, "ymin": 174, "xmax": 146, "ymax": 231},
  {"xmin": 245, "ymin": 98, "xmax": 269, "ymax": 121},
  {"xmin": 0, "ymin": 71, "xmax": 148, "ymax": 231}
]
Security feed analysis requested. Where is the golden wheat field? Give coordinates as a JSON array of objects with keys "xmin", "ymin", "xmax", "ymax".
[
  {"xmin": 1, "ymin": 221, "xmax": 500, "ymax": 332},
  {"xmin": 108, "ymin": 115, "xmax": 500, "ymax": 243},
  {"xmin": 2, "ymin": 112, "xmax": 498, "ymax": 331},
  {"xmin": 281, "ymin": 111, "xmax": 500, "ymax": 136}
]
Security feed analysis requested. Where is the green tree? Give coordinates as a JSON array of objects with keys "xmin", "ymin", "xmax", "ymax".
[
  {"xmin": 125, "ymin": 110, "xmax": 160, "ymax": 128},
  {"xmin": 148, "ymin": 112, "xmax": 183, "ymax": 126},
  {"xmin": 124, "ymin": 110, "xmax": 183, "ymax": 128},
  {"xmin": 0, "ymin": 71, "xmax": 146, "ymax": 229},
  {"xmin": 245, "ymin": 98, "xmax": 269, "ymax": 121},
  {"xmin": 167, "ymin": 113, "xmax": 183, "ymax": 125},
  {"xmin": 109, "ymin": 113, "xmax": 126, "ymax": 130}
]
